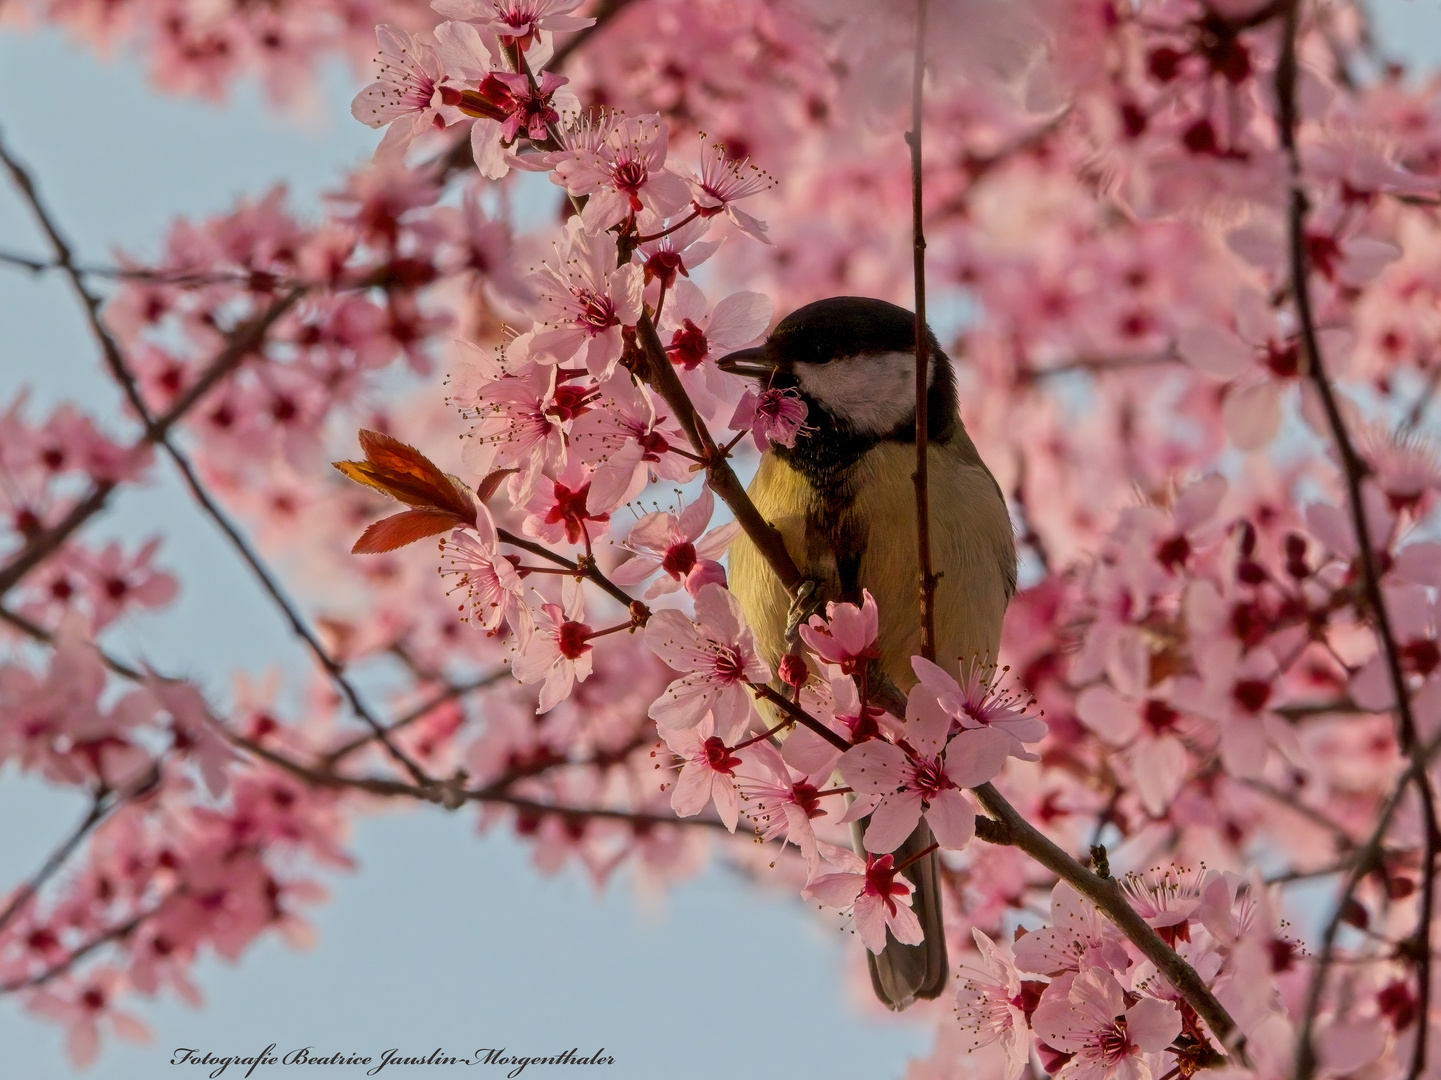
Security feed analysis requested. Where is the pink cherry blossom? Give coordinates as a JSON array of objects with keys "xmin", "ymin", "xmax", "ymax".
[
  {"xmin": 511, "ymin": 577, "xmax": 593, "ymax": 713},
  {"xmin": 567, "ymin": 373, "xmax": 690, "ymax": 512},
  {"xmin": 440, "ymin": 520, "xmax": 533, "ymax": 648},
  {"xmin": 955, "ymin": 928, "xmax": 1034, "ymax": 1080},
  {"xmin": 432, "ymin": 0, "xmax": 596, "ymax": 53},
  {"xmin": 729, "ymin": 386, "xmax": 810, "ymax": 451},
  {"xmin": 659, "ymin": 281, "xmax": 771, "ymax": 372},
  {"xmin": 644, "ymin": 583, "xmax": 769, "ymax": 737},
  {"xmin": 520, "ymin": 458, "xmax": 611, "ymax": 547},
  {"xmin": 550, "ymin": 114, "xmax": 692, "ymax": 232},
  {"xmin": 686, "ymin": 135, "xmax": 775, "ymax": 244},
  {"xmin": 529, "ymin": 221, "xmax": 644, "ymax": 378},
  {"xmin": 446, "ymin": 71, "xmax": 578, "ymax": 179},
  {"xmin": 1075, "ymin": 681, "xmax": 1190, "ymax": 817},
  {"xmin": 609, "ymin": 488, "xmax": 740, "ymax": 600},
  {"xmin": 781, "ymin": 672, "xmax": 897, "ymax": 776},
  {"xmin": 798, "ymin": 590, "xmax": 880, "ymax": 676},
  {"xmin": 803, "ymin": 848, "xmax": 923, "ymax": 955},
  {"xmin": 736, "ymin": 738, "xmax": 832, "ymax": 875},
  {"xmin": 660, "ymin": 714, "xmax": 742, "ymax": 832},
  {"xmin": 1014, "ymin": 883, "xmax": 1132, "ymax": 978},
  {"xmin": 839, "ymin": 685, "xmax": 1011, "ymax": 853},
  {"xmin": 453, "ymin": 352, "xmax": 567, "ymax": 502},
  {"xmin": 1032, "ymin": 968, "xmax": 1181, "ymax": 1080},
  {"xmin": 350, "ymin": 26, "xmax": 448, "ymax": 161},
  {"xmin": 637, "ymin": 216, "xmax": 722, "ymax": 292},
  {"xmin": 909, "ymin": 656, "xmax": 1048, "ymax": 762}
]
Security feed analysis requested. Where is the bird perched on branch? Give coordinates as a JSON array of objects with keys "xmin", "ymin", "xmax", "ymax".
[{"xmin": 719, "ymin": 296, "xmax": 1016, "ymax": 1010}]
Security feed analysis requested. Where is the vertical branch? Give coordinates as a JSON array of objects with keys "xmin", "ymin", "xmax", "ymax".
[
  {"xmin": 906, "ymin": 0, "xmax": 938, "ymax": 663},
  {"xmin": 1273, "ymin": 4, "xmax": 1439, "ymax": 1077}
]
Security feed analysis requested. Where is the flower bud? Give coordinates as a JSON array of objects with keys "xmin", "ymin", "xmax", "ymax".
[{"xmin": 779, "ymin": 653, "xmax": 809, "ymax": 690}]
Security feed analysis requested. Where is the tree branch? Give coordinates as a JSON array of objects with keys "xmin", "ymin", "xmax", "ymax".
[
  {"xmin": 0, "ymin": 131, "xmax": 431, "ymax": 789},
  {"xmin": 907, "ymin": 0, "xmax": 938, "ymax": 663},
  {"xmin": 972, "ymin": 783, "xmax": 1241, "ymax": 1050},
  {"xmin": 1273, "ymin": 6, "xmax": 1440, "ymax": 1075},
  {"xmin": 632, "ymin": 314, "xmax": 804, "ymax": 594}
]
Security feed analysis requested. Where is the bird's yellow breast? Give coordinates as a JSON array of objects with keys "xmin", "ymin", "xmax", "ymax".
[{"xmin": 729, "ymin": 440, "xmax": 1016, "ymax": 691}]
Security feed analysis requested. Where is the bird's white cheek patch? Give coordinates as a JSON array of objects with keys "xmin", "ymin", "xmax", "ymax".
[{"xmin": 793, "ymin": 351, "xmax": 932, "ymax": 436}]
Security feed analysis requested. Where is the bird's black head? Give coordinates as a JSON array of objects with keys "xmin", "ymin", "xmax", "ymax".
[{"xmin": 719, "ymin": 296, "xmax": 960, "ymax": 478}]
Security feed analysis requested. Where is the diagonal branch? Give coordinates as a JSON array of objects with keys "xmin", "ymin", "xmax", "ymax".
[{"xmin": 632, "ymin": 314, "xmax": 804, "ymax": 594}]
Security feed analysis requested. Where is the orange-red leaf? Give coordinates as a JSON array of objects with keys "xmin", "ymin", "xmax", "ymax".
[
  {"xmin": 332, "ymin": 429, "xmax": 476, "ymax": 528},
  {"xmin": 352, "ymin": 509, "xmax": 462, "ymax": 554},
  {"xmin": 477, "ymin": 467, "xmax": 518, "ymax": 504}
]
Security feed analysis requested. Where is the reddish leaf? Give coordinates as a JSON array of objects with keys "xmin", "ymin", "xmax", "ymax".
[
  {"xmin": 352, "ymin": 509, "xmax": 463, "ymax": 554},
  {"xmin": 477, "ymin": 467, "xmax": 518, "ymax": 504},
  {"xmin": 333, "ymin": 429, "xmax": 476, "ymax": 526}
]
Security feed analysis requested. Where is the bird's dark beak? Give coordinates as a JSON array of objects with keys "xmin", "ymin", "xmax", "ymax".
[{"xmin": 716, "ymin": 346, "xmax": 776, "ymax": 380}]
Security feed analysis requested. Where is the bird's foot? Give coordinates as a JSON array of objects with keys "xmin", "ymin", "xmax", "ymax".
[{"xmin": 784, "ymin": 579, "xmax": 824, "ymax": 646}]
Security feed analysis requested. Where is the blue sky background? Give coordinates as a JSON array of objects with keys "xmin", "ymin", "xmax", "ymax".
[{"xmin": 2, "ymin": 4, "xmax": 1441, "ymax": 1077}]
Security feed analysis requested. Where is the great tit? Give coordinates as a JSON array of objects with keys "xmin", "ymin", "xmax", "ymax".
[{"xmin": 719, "ymin": 296, "xmax": 1017, "ymax": 1011}]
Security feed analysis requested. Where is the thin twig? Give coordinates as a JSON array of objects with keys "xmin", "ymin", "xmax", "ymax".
[
  {"xmin": 320, "ymin": 670, "xmax": 509, "ymax": 766},
  {"xmin": 0, "ymin": 604, "xmax": 145, "ymax": 681},
  {"xmin": 1274, "ymin": 6, "xmax": 1440, "ymax": 1075},
  {"xmin": 750, "ymin": 684, "xmax": 851, "ymax": 752},
  {"xmin": 0, "ymin": 132, "xmax": 431, "ymax": 790},
  {"xmin": 0, "ymin": 792, "xmax": 113, "ymax": 936},
  {"xmin": 907, "ymin": 0, "xmax": 937, "ymax": 663},
  {"xmin": 0, "ymin": 908, "xmax": 157, "ymax": 994},
  {"xmin": 496, "ymin": 528, "xmax": 638, "ymax": 611}
]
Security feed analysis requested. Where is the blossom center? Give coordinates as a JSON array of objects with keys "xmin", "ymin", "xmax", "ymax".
[
  {"xmin": 557, "ymin": 620, "xmax": 593, "ymax": 660},
  {"xmin": 661, "ymin": 541, "xmax": 697, "ymax": 579},
  {"xmin": 791, "ymin": 781, "xmax": 823, "ymax": 819},
  {"xmin": 711, "ymin": 646, "xmax": 746, "ymax": 684},
  {"xmin": 862, "ymin": 854, "xmax": 910, "ymax": 917},
  {"xmin": 668, "ymin": 320, "xmax": 709, "ymax": 369},
  {"xmin": 702, "ymin": 736, "xmax": 741, "ymax": 775},
  {"xmin": 912, "ymin": 756, "xmax": 952, "ymax": 799},
  {"xmin": 1095, "ymin": 1018, "xmax": 1136, "ymax": 1066},
  {"xmin": 546, "ymin": 385, "xmax": 595, "ymax": 422},
  {"xmin": 576, "ymin": 290, "xmax": 618, "ymax": 334},
  {"xmin": 612, "ymin": 160, "xmax": 649, "ymax": 211}
]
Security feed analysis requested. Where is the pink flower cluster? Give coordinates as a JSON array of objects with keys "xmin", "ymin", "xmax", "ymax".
[{"xmin": 4, "ymin": 0, "xmax": 1441, "ymax": 1074}]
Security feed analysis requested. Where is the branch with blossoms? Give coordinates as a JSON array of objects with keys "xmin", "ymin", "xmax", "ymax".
[
  {"xmin": 8, "ymin": 0, "xmax": 1441, "ymax": 1073},
  {"xmin": 1272, "ymin": 5, "xmax": 1441, "ymax": 1077},
  {"xmin": 328, "ymin": 5, "xmax": 1256, "ymax": 1063}
]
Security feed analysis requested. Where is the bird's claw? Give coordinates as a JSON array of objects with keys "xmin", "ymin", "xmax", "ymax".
[{"xmin": 784, "ymin": 579, "xmax": 823, "ymax": 646}]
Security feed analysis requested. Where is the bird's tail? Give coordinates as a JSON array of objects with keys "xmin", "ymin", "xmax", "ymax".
[{"xmin": 854, "ymin": 818, "xmax": 949, "ymax": 1010}]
